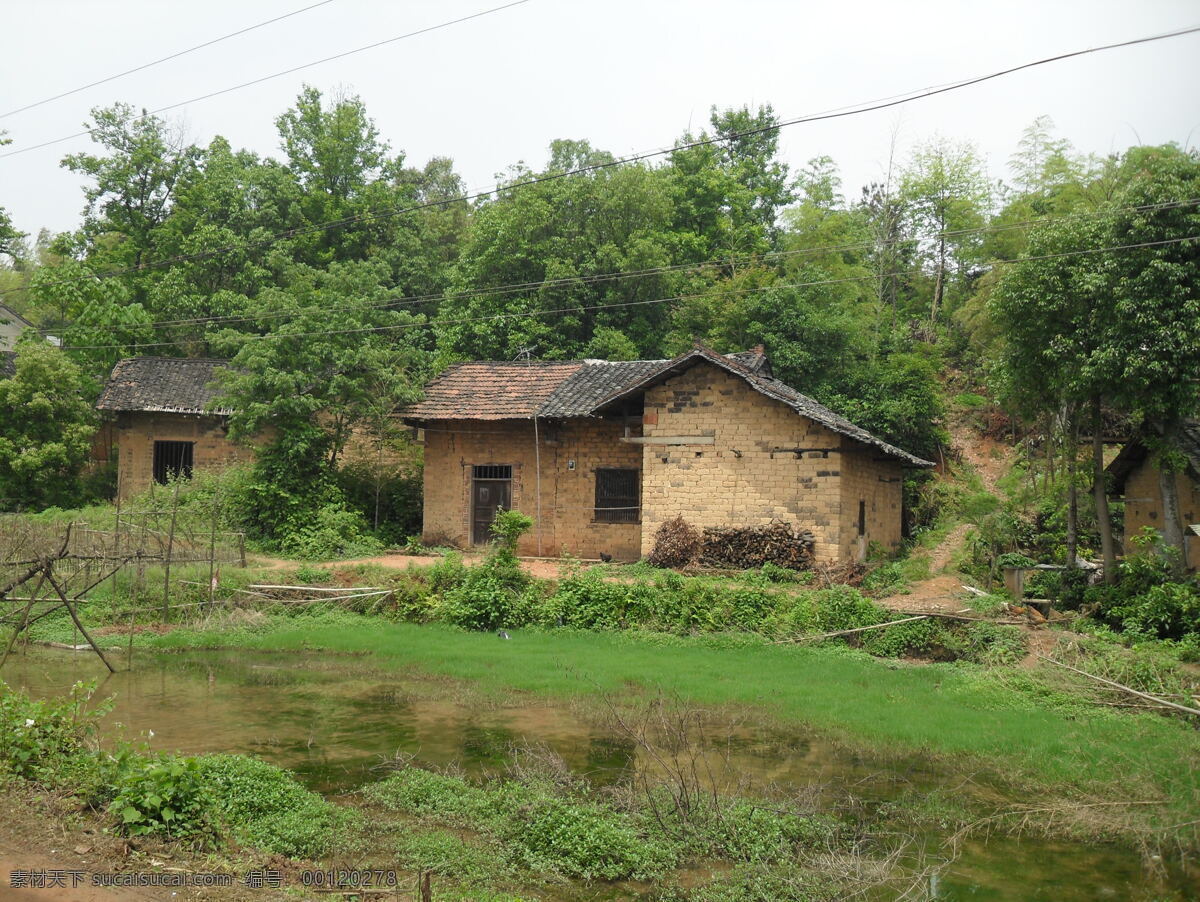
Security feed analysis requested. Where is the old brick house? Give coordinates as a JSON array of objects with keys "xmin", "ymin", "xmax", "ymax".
[
  {"xmin": 96, "ymin": 357, "xmax": 247, "ymax": 499},
  {"xmin": 1106, "ymin": 422, "xmax": 1200, "ymax": 570},
  {"xmin": 401, "ymin": 346, "xmax": 933, "ymax": 563}
]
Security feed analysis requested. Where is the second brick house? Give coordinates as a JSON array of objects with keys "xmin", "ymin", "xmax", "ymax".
[{"xmin": 400, "ymin": 345, "xmax": 934, "ymax": 563}]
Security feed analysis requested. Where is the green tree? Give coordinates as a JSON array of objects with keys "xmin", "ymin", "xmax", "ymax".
[
  {"xmin": 61, "ymin": 104, "xmax": 201, "ymax": 269},
  {"xmin": 899, "ymin": 138, "xmax": 992, "ymax": 325},
  {"xmin": 439, "ymin": 143, "xmax": 680, "ymax": 360},
  {"xmin": 990, "ymin": 144, "xmax": 1200, "ymax": 572},
  {"xmin": 0, "ymin": 338, "xmax": 97, "ymax": 510},
  {"xmin": 212, "ymin": 259, "xmax": 427, "ymax": 543}
]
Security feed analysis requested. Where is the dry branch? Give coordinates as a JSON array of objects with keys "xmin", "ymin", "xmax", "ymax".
[
  {"xmin": 1036, "ymin": 654, "xmax": 1200, "ymax": 717},
  {"xmin": 778, "ymin": 615, "xmax": 930, "ymax": 644}
]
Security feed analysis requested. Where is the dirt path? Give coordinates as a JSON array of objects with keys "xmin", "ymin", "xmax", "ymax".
[{"xmin": 251, "ymin": 551, "xmax": 580, "ymax": 581}]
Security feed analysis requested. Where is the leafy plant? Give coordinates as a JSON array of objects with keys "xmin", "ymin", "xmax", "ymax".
[{"xmin": 109, "ymin": 755, "xmax": 216, "ymax": 843}]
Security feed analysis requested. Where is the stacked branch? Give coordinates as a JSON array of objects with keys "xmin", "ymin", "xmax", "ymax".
[{"xmin": 699, "ymin": 521, "xmax": 815, "ymax": 571}]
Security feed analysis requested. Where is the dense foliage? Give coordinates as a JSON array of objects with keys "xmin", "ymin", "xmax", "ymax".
[{"xmin": 0, "ymin": 91, "xmax": 1196, "ymax": 577}]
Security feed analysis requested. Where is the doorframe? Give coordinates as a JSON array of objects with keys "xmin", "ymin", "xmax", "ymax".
[{"xmin": 470, "ymin": 464, "xmax": 513, "ymax": 545}]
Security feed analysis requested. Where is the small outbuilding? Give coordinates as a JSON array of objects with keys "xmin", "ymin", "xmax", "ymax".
[
  {"xmin": 1106, "ymin": 422, "xmax": 1200, "ymax": 570},
  {"xmin": 0, "ymin": 304, "xmax": 34, "ymax": 350},
  {"xmin": 96, "ymin": 357, "xmax": 246, "ymax": 499},
  {"xmin": 400, "ymin": 346, "xmax": 934, "ymax": 563}
]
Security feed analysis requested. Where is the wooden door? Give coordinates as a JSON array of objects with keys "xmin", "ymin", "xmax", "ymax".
[{"xmin": 471, "ymin": 478, "xmax": 511, "ymax": 545}]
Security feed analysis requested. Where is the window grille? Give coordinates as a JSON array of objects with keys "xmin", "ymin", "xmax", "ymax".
[
  {"xmin": 153, "ymin": 441, "xmax": 194, "ymax": 484},
  {"xmin": 472, "ymin": 465, "xmax": 512, "ymax": 480},
  {"xmin": 595, "ymin": 468, "xmax": 640, "ymax": 522}
]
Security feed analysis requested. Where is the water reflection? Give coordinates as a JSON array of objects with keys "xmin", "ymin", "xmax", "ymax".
[{"xmin": 1, "ymin": 647, "xmax": 1193, "ymax": 901}]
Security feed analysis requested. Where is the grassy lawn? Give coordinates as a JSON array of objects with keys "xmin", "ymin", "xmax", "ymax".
[{"xmin": 143, "ymin": 614, "xmax": 1200, "ymax": 819}]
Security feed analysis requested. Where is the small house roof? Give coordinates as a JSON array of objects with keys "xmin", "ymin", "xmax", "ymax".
[
  {"xmin": 0, "ymin": 351, "xmax": 15, "ymax": 378},
  {"xmin": 96, "ymin": 357, "xmax": 233, "ymax": 415},
  {"xmin": 1107, "ymin": 421, "xmax": 1200, "ymax": 494},
  {"xmin": 0, "ymin": 304, "xmax": 34, "ymax": 330},
  {"xmin": 400, "ymin": 360, "xmax": 585, "ymax": 420}
]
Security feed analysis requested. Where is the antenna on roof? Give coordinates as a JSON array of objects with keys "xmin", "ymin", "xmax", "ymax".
[{"xmin": 514, "ymin": 345, "xmax": 537, "ymax": 363}]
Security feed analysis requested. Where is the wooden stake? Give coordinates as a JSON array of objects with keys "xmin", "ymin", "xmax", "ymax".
[
  {"xmin": 45, "ymin": 569, "xmax": 115, "ymax": 673},
  {"xmin": 162, "ymin": 481, "xmax": 180, "ymax": 621},
  {"xmin": 0, "ymin": 569, "xmax": 47, "ymax": 669}
]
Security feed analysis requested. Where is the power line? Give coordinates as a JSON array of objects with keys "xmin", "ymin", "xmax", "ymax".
[
  {"xmin": 34, "ymin": 195, "xmax": 1200, "ymax": 335},
  {"xmin": 0, "ymin": 0, "xmax": 535, "ymax": 158},
  {"xmin": 0, "ymin": 0, "xmax": 339, "ymax": 120},
  {"xmin": 3, "ymin": 21, "xmax": 1197, "ymax": 296},
  {"xmin": 57, "ymin": 233, "xmax": 1200, "ymax": 352}
]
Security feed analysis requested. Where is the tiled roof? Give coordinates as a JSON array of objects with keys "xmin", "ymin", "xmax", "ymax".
[
  {"xmin": 539, "ymin": 359, "xmax": 667, "ymax": 417},
  {"xmin": 0, "ymin": 351, "xmax": 14, "ymax": 378},
  {"xmin": 400, "ymin": 361, "xmax": 584, "ymax": 420},
  {"xmin": 96, "ymin": 357, "xmax": 232, "ymax": 415},
  {"xmin": 592, "ymin": 347, "xmax": 936, "ymax": 468}
]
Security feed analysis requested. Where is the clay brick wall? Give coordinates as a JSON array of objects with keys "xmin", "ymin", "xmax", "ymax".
[
  {"xmin": 639, "ymin": 364, "xmax": 852, "ymax": 562},
  {"xmin": 419, "ymin": 417, "xmax": 643, "ymax": 559},
  {"xmin": 115, "ymin": 411, "xmax": 250, "ymax": 499},
  {"xmin": 1123, "ymin": 462, "xmax": 1200, "ymax": 570},
  {"xmin": 836, "ymin": 452, "xmax": 905, "ymax": 561}
]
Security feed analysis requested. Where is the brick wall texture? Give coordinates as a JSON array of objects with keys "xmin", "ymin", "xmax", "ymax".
[
  {"xmin": 638, "ymin": 365, "xmax": 903, "ymax": 562},
  {"xmin": 420, "ymin": 417, "xmax": 643, "ymax": 559},
  {"xmin": 114, "ymin": 412, "xmax": 250, "ymax": 499},
  {"xmin": 421, "ymin": 362, "xmax": 906, "ymax": 563},
  {"xmin": 1122, "ymin": 461, "xmax": 1200, "ymax": 570}
]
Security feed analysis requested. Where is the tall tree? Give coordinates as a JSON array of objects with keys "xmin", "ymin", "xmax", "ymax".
[
  {"xmin": 61, "ymin": 104, "xmax": 200, "ymax": 270},
  {"xmin": 899, "ymin": 138, "xmax": 992, "ymax": 325}
]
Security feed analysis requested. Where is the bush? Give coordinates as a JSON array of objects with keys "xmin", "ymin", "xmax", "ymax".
[
  {"xmin": 335, "ymin": 460, "xmax": 422, "ymax": 544},
  {"xmin": 195, "ymin": 754, "xmax": 350, "ymax": 859},
  {"xmin": 278, "ymin": 503, "xmax": 384, "ymax": 560},
  {"xmin": 505, "ymin": 797, "xmax": 673, "ymax": 880},
  {"xmin": 0, "ymin": 680, "xmax": 106, "ymax": 782},
  {"xmin": 648, "ymin": 516, "xmax": 701, "ymax": 569},
  {"xmin": 110, "ymin": 755, "xmax": 216, "ymax": 844},
  {"xmin": 490, "ymin": 508, "xmax": 533, "ymax": 551}
]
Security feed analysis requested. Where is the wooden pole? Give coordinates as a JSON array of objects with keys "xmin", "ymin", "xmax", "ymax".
[
  {"xmin": 45, "ymin": 568, "xmax": 115, "ymax": 674},
  {"xmin": 162, "ymin": 481, "xmax": 180, "ymax": 621},
  {"xmin": 777, "ymin": 615, "xmax": 929, "ymax": 644},
  {"xmin": 127, "ymin": 552, "xmax": 139, "ymax": 669},
  {"xmin": 1036, "ymin": 654, "xmax": 1200, "ymax": 717},
  {"xmin": 207, "ymin": 493, "xmax": 219, "ymax": 610},
  {"xmin": 0, "ymin": 570, "xmax": 47, "ymax": 669}
]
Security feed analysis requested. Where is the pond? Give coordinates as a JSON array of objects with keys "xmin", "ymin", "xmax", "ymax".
[{"xmin": 2, "ymin": 646, "xmax": 1194, "ymax": 901}]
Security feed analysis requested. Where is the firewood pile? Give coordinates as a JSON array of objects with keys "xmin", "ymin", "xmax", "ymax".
[
  {"xmin": 699, "ymin": 521, "xmax": 815, "ymax": 571},
  {"xmin": 648, "ymin": 516, "xmax": 702, "ymax": 569}
]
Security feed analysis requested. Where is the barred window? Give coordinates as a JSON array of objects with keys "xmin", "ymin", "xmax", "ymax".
[
  {"xmin": 595, "ymin": 468, "xmax": 639, "ymax": 523},
  {"xmin": 153, "ymin": 441, "xmax": 193, "ymax": 484}
]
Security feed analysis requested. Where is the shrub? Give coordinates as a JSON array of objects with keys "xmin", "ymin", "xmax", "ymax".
[
  {"xmin": 505, "ymin": 797, "xmax": 674, "ymax": 880},
  {"xmin": 278, "ymin": 503, "xmax": 384, "ymax": 560},
  {"xmin": 648, "ymin": 516, "xmax": 700, "ymax": 569},
  {"xmin": 490, "ymin": 508, "xmax": 533, "ymax": 551},
  {"xmin": 546, "ymin": 571, "xmax": 629, "ymax": 630},
  {"xmin": 0, "ymin": 680, "xmax": 106, "ymax": 782},
  {"xmin": 812, "ymin": 586, "xmax": 888, "ymax": 633},
  {"xmin": 195, "ymin": 754, "xmax": 350, "ymax": 858},
  {"xmin": 109, "ymin": 755, "xmax": 216, "ymax": 844}
]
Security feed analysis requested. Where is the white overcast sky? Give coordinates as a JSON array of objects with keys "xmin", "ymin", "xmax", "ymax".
[{"xmin": 1, "ymin": 0, "xmax": 1198, "ymax": 240}]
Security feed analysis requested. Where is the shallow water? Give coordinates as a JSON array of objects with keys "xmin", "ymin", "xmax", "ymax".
[{"xmin": 2, "ymin": 646, "xmax": 1194, "ymax": 900}]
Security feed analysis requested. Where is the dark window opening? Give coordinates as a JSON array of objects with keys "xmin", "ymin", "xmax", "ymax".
[
  {"xmin": 153, "ymin": 441, "xmax": 194, "ymax": 484},
  {"xmin": 473, "ymin": 464, "xmax": 512, "ymax": 480},
  {"xmin": 858, "ymin": 500, "xmax": 866, "ymax": 536},
  {"xmin": 595, "ymin": 468, "xmax": 640, "ymax": 523}
]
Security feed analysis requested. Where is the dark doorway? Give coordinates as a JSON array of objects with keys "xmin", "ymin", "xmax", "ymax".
[
  {"xmin": 153, "ymin": 440, "xmax": 194, "ymax": 484},
  {"xmin": 471, "ymin": 465, "xmax": 512, "ymax": 545}
]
